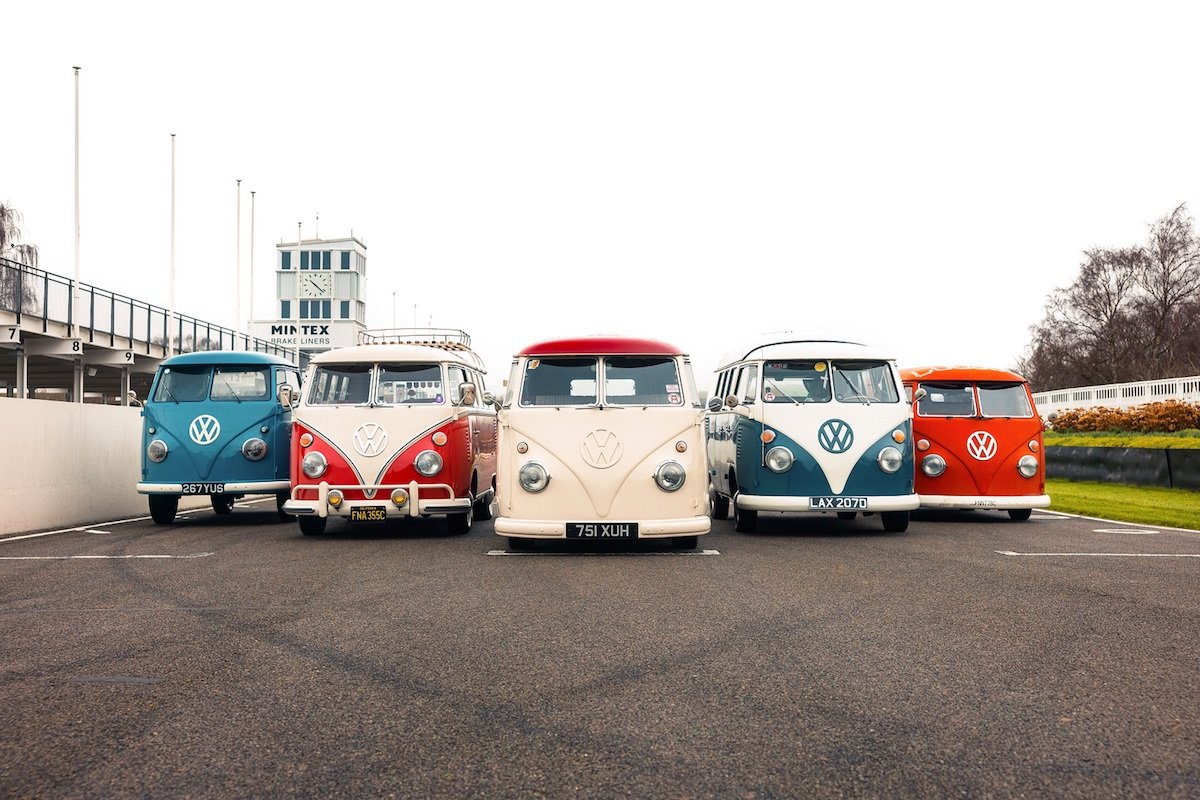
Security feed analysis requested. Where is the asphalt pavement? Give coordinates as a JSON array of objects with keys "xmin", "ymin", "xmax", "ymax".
[{"xmin": 1, "ymin": 505, "xmax": 1197, "ymax": 799}]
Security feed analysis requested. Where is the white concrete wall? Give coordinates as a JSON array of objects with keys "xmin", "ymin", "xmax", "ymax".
[{"xmin": 0, "ymin": 398, "xmax": 205, "ymax": 535}]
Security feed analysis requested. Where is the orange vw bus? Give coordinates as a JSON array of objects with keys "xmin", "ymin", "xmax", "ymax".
[{"xmin": 900, "ymin": 366, "xmax": 1050, "ymax": 520}]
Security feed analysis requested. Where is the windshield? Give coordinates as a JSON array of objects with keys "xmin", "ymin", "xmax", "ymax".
[
  {"xmin": 211, "ymin": 367, "xmax": 270, "ymax": 402},
  {"xmin": 978, "ymin": 382, "xmax": 1033, "ymax": 418},
  {"xmin": 830, "ymin": 360, "xmax": 900, "ymax": 404},
  {"xmin": 917, "ymin": 382, "xmax": 976, "ymax": 417},
  {"xmin": 307, "ymin": 364, "xmax": 372, "ymax": 405},
  {"xmin": 605, "ymin": 357, "xmax": 685, "ymax": 406},
  {"xmin": 377, "ymin": 363, "xmax": 444, "ymax": 404},
  {"xmin": 762, "ymin": 361, "xmax": 832, "ymax": 403},
  {"xmin": 520, "ymin": 358, "xmax": 597, "ymax": 406},
  {"xmin": 153, "ymin": 366, "xmax": 210, "ymax": 403}
]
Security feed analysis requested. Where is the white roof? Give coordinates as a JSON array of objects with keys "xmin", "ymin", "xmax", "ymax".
[
  {"xmin": 310, "ymin": 343, "xmax": 485, "ymax": 371},
  {"xmin": 716, "ymin": 336, "xmax": 893, "ymax": 370}
]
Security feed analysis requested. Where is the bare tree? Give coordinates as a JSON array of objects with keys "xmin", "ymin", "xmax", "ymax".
[
  {"xmin": 1137, "ymin": 203, "xmax": 1200, "ymax": 372},
  {"xmin": 0, "ymin": 203, "xmax": 41, "ymax": 313}
]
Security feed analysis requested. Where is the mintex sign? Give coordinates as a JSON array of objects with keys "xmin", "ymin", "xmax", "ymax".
[{"xmin": 251, "ymin": 319, "xmax": 362, "ymax": 350}]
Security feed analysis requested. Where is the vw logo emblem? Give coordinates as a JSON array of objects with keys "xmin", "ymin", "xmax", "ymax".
[
  {"xmin": 818, "ymin": 419, "xmax": 854, "ymax": 454},
  {"xmin": 967, "ymin": 431, "xmax": 998, "ymax": 461},
  {"xmin": 581, "ymin": 429, "xmax": 623, "ymax": 468},
  {"xmin": 188, "ymin": 414, "xmax": 221, "ymax": 446},
  {"xmin": 353, "ymin": 423, "xmax": 389, "ymax": 457}
]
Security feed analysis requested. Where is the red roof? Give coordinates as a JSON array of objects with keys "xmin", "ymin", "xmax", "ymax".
[
  {"xmin": 517, "ymin": 336, "xmax": 684, "ymax": 357},
  {"xmin": 900, "ymin": 366, "xmax": 1028, "ymax": 384}
]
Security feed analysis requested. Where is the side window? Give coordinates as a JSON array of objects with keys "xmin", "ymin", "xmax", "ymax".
[
  {"xmin": 740, "ymin": 365, "xmax": 759, "ymax": 405},
  {"xmin": 471, "ymin": 371, "xmax": 487, "ymax": 407},
  {"xmin": 727, "ymin": 368, "xmax": 743, "ymax": 402},
  {"xmin": 716, "ymin": 370, "xmax": 729, "ymax": 401},
  {"xmin": 447, "ymin": 366, "xmax": 469, "ymax": 405}
]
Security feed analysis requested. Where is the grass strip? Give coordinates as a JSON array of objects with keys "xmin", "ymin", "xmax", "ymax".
[
  {"xmin": 1045, "ymin": 431, "xmax": 1200, "ymax": 449},
  {"xmin": 1046, "ymin": 479, "xmax": 1200, "ymax": 530}
]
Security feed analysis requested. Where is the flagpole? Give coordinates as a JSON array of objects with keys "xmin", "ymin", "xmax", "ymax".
[
  {"xmin": 73, "ymin": 66, "xmax": 81, "ymax": 337},
  {"xmin": 235, "ymin": 178, "xmax": 242, "ymax": 344},
  {"xmin": 248, "ymin": 190, "xmax": 256, "ymax": 339},
  {"xmin": 169, "ymin": 133, "xmax": 176, "ymax": 356}
]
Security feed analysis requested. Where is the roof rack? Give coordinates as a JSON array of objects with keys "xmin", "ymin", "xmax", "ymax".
[{"xmin": 357, "ymin": 328, "xmax": 485, "ymax": 370}]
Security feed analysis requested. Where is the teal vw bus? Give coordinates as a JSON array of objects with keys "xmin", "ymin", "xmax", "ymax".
[
  {"xmin": 706, "ymin": 337, "xmax": 918, "ymax": 533},
  {"xmin": 137, "ymin": 351, "xmax": 301, "ymax": 523}
]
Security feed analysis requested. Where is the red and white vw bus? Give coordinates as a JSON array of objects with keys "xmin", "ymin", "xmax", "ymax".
[
  {"xmin": 900, "ymin": 366, "xmax": 1050, "ymax": 520},
  {"xmin": 282, "ymin": 330, "xmax": 497, "ymax": 535},
  {"xmin": 494, "ymin": 336, "xmax": 711, "ymax": 549}
]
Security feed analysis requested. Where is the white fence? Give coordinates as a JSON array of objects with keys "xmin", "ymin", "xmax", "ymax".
[{"xmin": 1032, "ymin": 375, "xmax": 1200, "ymax": 417}]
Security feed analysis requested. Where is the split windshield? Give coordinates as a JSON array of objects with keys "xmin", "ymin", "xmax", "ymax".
[
  {"xmin": 520, "ymin": 356, "xmax": 686, "ymax": 406},
  {"xmin": 153, "ymin": 366, "xmax": 271, "ymax": 403},
  {"xmin": 307, "ymin": 363, "xmax": 445, "ymax": 406},
  {"xmin": 761, "ymin": 360, "xmax": 899, "ymax": 404}
]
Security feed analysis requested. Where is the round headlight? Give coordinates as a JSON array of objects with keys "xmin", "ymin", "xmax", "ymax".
[
  {"xmin": 414, "ymin": 450, "xmax": 443, "ymax": 477},
  {"xmin": 327, "ymin": 489, "xmax": 344, "ymax": 508},
  {"xmin": 147, "ymin": 439, "xmax": 169, "ymax": 463},
  {"xmin": 877, "ymin": 446, "xmax": 903, "ymax": 474},
  {"xmin": 519, "ymin": 462, "xmax": 550, "ymax": 493},
  {"xmin": 242, "ymin": 438, "xmax": 268, "ymax": 461},
  {"xmin": 391, "ymin": 488, "xmax": 410, "ymax": 507},
  {"xmin": 654, "ymin": 460, "xmax": 687, "ymax": 492},
  {"xmin": 302, "ymin": 451, "xmax": 328, "ymax": 478},
  {"xmin": 922, "ymin": 453, "xmax": 947, "ymax": 477},
  {"xmin": 765, "ymin": 446, "xmax": 794, "ymax": 473},
  {"xmin": 1017, "ymin": 455, "xmax": 1039, "ymax": 478}
]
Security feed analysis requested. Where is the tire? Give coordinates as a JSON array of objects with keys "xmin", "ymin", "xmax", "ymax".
[
  {"xmin": 672, "ymin": 535, "xmax": 699, "ymax": 550},
  {"xmin": 276, "ymin": 493, "xmax": 295, "ymax": 522},
  {"xmin": 211, "ymin": 494, "xmax": 235, "ymax": 515},
  {"xmin": 837, "ymin": 511, "xmax": 856, "ymax": 520},
  {"xmin": 881, "ymin": 511, "xmax": 910, "ymax": 533},
  {"xmin": 712, "ymin": 492, "xmax": 730, "ymax": 520},
  {"xmin": 298, "ymin": 515, "xmax": 327, "ymax": 536},
  {"xmin": 507, "ymin": 536, "xmax": 534, "ymax": 551},
  {"xmin": 447, "ymin": 502, "xmax": 474, "ymax": 535},
  {"xmin": 1008, "ymin": 508, "xmax": 1032, "ymax": 521},
  {"xmin": 473, "ymin": 491, "xmax": 493, "ymax": 521},
  {"xmin": 148, "ymin": 494, "xmax": 179, "ymax": 525},
  {"xmin": 734, "ymin": 499, "xmax": 757, "ymax": 533}
]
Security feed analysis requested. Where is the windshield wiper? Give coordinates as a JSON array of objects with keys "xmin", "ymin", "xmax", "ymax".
[{"xmin": 216, "ymin": 374, "xmax": 242, "ymax": 403}]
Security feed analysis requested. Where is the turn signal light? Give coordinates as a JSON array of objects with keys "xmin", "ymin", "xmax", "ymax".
[{"xmin": 299, "ymin": 433, "xmax": 313, "ymax": 447}]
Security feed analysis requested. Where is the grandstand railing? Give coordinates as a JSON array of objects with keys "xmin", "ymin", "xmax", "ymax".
[
  {"xmin": 0, "ymin": 256, "xmax": 293, "ymax": 358},
  {"xmin": 1032, "ymin": 375, "xmax": 1200, "ymax": 416}
]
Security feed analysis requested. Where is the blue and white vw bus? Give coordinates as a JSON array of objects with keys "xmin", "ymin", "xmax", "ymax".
[
  {"xmin": 137, "ymin": 351, "xmax": 301, "ymax": 524},
  {"xmin": 706, "ymin": 337, "xmax": 918, "ymax": 533}
]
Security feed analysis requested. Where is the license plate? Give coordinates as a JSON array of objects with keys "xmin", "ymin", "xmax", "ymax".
[
  {"xmin": 350, "ymin": 506, "xmax": 387, "ymax": 523},
  {"xmin": 181, "ymin": 483, "xmax": 224, "ymax": 494},
  {"xmin": 810, "ymin": 496, "xmax": 868, "ymax": 510},
  {"xmin": 566, "ymin": 522, "xmax": 638, "ymax": 539}
]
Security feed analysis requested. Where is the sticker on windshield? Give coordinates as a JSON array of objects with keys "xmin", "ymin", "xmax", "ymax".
[
  {"xmin": 528, "ymin": 359, "xmax": 540, "ymax": 370},
  {"xmin": 666, "ymin": 384, "xmax": 680, "ymax": 393},
  {"xmin": 815, "ymin": 362, "xmax": 827, "ymax": 372},
  {"xmin": 764, "ymin": 391, "xmax": 776, "ymax": 401}
]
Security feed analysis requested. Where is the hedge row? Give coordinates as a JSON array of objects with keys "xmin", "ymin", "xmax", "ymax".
[{"xmin": 1048, "ymin": 400, "xmax": 1200, "ymax": 433}]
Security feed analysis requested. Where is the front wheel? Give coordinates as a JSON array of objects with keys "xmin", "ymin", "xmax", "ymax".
[
  {"xmin": 734, "ymin": 499, "xmax": 758, "ymax": 533},
  {"xmin": 881, "ymin": 511, "xmax": 909, "ymax": 533},
  {"xmin": 276, "ymin": 493, "xmax": 295, "ymax": 522},
  {"xmin": 1008, "ymin": 508, "xmax": 1032, "ymax": 521},
  {"xmin": 473, "ymin": 491, "xmax": 493, "ymax": 521},
  {"xmin": 298, "ymin": 516, "xmax": 327, "ymax": 536},
  {"xmin": 507, "ymin": 536, "xmax": 535, "ymax": 551},
  {"xmin": 446, "ymin": 503, "xmax": 474, "ymax": 535},
  {"xmin": 148, "ymin": 494, "xmax": 179, "ymax": 525},
  {"xmin": 211, "ymin": 494, "xmax": 235, "ymax": 515},
  {"xmin": 712, "ymin": 492, "xmax": 730, "ymax": 520}
]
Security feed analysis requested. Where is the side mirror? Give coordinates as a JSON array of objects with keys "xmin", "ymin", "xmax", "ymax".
[
  {"xmin": 914, "ymin": 387, "xmax": 928, "ymax": 402},
  {"xmin": 725, "ymin": 395, "xmax": 740, "ymax": 409},
  {"xmin": 707, "ymin": 396, "xmax": 724, "ymax": 412},
  {"xmin": 483, "ymin": 390, "xmax": 500, "ymax": 410},
  {"xmin": 278, "ymin": 384, "xmax": 297, "ymax": 409},
  {"xmin": 458, "ymin": 383, "xmax": 477, "ymax": 406}
]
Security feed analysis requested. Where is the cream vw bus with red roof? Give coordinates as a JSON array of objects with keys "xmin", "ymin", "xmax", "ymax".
[
  {"xmin": 494, "ymin": 336, "xmax": 711, "ymax": 550},
  {"xmin": 282, "ymin": 330, "xmax": 497, "ymax": 536}
]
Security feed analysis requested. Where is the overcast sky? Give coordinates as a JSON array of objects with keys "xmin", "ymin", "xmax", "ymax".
[{"xmin": 5, "ymin": 2, "xmax": 1199, "ymax": 385}]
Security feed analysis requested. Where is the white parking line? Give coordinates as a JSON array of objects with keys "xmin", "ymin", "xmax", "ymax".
[
  {"xmin": 487, "ymin": 549, "xmax": 721, "ymax": 557},
  {"xmin": 0, "ymin": 552, "xmax": 214, "ymax": 561},
  {"xmin": 1038, "ymin": 509, "xmax": 1200, "ymax": 534},
  {"xmin": 1093, "ymin": 528, "xmax": 1158, "ymax": 535},
  {"xmin": 996, "ymin": 550, "xmax": 1200, "ymax": 558}
]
